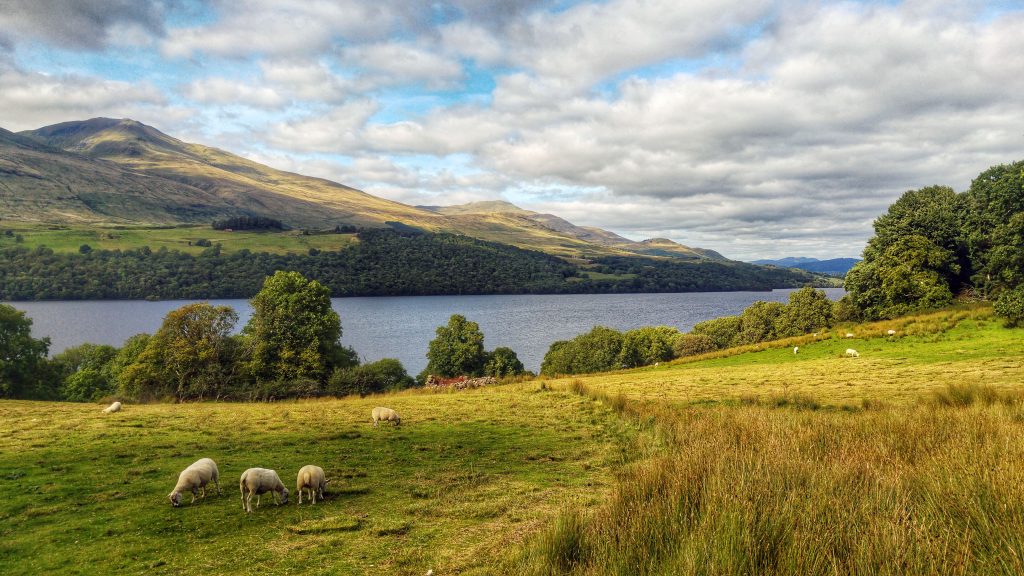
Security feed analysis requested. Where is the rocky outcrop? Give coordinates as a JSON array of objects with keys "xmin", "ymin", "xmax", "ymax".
[{"xmin": 424, "ymin": 375, "xmax": 498, "ymax": 390}]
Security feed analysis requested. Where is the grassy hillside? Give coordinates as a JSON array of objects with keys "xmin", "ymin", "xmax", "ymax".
[
  {"xmin": 7, "ymin": 119, "xmax": 729, "ymax": 264},
  {"xmin": 0, "ymin": 223, "xmax": 358, "ymax": 255},
  {"xmin": 0, "ymin": 385, "xmax": 638, "ymax": 575},
  {"xmin": 6, "ymin": 308, "xmax": 1018, "ymax": 574},
  {"xmin": 513, "ymin": 306, "xmax": 1024, "ymax": 574}
]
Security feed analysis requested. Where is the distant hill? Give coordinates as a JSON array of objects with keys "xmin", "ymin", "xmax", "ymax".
[
  {"xmin": 5, "ymin": 118, "xmax": 725, "ymax": 262},
  {"xmin": 751, "ymin": 256, "xmax": 860, "ymax": 277}
]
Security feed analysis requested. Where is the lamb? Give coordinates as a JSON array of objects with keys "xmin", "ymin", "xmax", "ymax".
[
  {"xmin": 793, "ymin": 346, "xmax": 799, "ymax": 354},
  {"xmin": 168, "ymin": 458, "xmax": 220, "ymax": 507},
  {"xmin": 102, "ymin": 401, "xmax": 122, "ymax": 413},
  {"xmin": 296, "ymin": 465, "xmax": 330, "ymax": 505},
  {"xmin": 372, "ymin": 406, "xmax": 401, "ymax": 427},
  {"xmin": 845, "ymin": 348, "xmax": 860, "ymax": 358},
  {"xmin": 240, "ymin": 467, "xmax": 289, "ymax": 512}
]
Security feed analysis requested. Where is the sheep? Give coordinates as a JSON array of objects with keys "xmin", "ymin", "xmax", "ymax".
[
  {"xmin": 887, "ymin": 329, "xmax": 897, "ymax": 336},
  {"xmin": 845, "ymin": 333, "xmax": 854, "ymax": 338},
  {"xmin": 793, "ymin": 346, "xmax": 799, "ymax": 354},
  {"xmin": 239, "ymin": 468, "xmax": 289, "ymax": 512},
  {"xmin": 168, "ymin": 458, "xmax": 220, "ymax": 507},
  {"xmin": 372, "ymin": 406, "xmax": 401, "ymax": 427},
  {"xmin": 296, "ymin": 465, "xmax": 330, "ymax": 505},
  {"xmin": 102, "ymin": 401, "xmax": 122, "ymax": 413},
  {"xmin": 845, "ymin": 348, "xmax": 860, "ymax": 358}
]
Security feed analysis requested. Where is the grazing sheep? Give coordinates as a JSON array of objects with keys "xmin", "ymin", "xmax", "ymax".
[
  {"xmin": 296, "ymin": 465, "xmax": 330, "ymax": 505},
  {"xmin": 168, "ymin": 458, "xmax": 220, "ymax": 507},
  {"xmin": 845, "ymin": 348, "xmax": 860, "ymax": 358},
  {"xmin": 240, "ymin": 468, "xmax": 289, "ymax": 512},
  {"xmin": 887, "ymin": 329, "xmax": 897, "ymax": 336},
  {"xmin": 372, "ymin": 406, "xmax": 401, "ymax": 427},
  {"xmin": 845, "ymin": 333, "xmax": 854, "ymax": 338},
  {"xmin": 793, "ymin": 346, "xmax": 799, "ymax": 355},
  {"xmin": 102, "ymin": 401, "xmax": 122, "ymax": 413}
]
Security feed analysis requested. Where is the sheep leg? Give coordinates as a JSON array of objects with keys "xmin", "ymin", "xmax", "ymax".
[
  {"xmin": 298, "ymin": 487, "xmax": 303, "ymax": 505},
  {"xmin": 256, "ymin": 493, "xmax": 261, "ymax": 508},
  {"xmin": 200, "ymin": 485, "xmax": 206, "ymax": 499},
  {"xmin": 214, "ymin": 478, "xmax": 221, "ymax": 495},
  {"xmin": 190, "ymin": 489, "xmax": 197, "ymax": 504},
  {"xmin": 245, "ymin": 491, "xmax": 254, "ymax": 513}
]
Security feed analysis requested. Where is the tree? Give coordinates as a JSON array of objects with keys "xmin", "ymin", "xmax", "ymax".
[
  {"xmin": 0, "ymin": 304, "xmax": 51, "ymax": 398},
  {"xmin": 735, "ymin": 302, "xmax": 785, "ymax": 345},
  {"xmin": 690, "ymin": 316, "xmax": 741, "ymax": 350},
  {"xmin": 122, "ymin": 303, "xmax": 239, "ymax": 401},
  {"xmin": 52, "ymin": 343, "xmax": 118, "ymax": 401},
  {"xmin": 484, "ymin": 347, "xmax": 525, "ymax": 377},
  {"xmin": 110, "ymin": 333, "xmax": 150, "ymax": 398},
  {"xmin": 424, "ymin": 314, "xmax": 487, "ymax": 378},
  {"xmin": 540, "ymin": 326, "xmax": 624, "ymax": 376},
  {"xmin": 673, "ymin": 333, "xmax": 716, "ymax": 357},
  {"xmin": 244, "ymin": 271, "xmax": 342, "ymax": 383},
  {"xmin": 994, "ymin": 286, "xmax": 1024, "ymax": 328},
  {"xmin": 618, "ymin": 326, "xmax": 680, "ymax": 368},
  {"xmin": 963, "ymin": 160, "xmax": 1024, "ymax": 292},
  {"xmin": 328, "ymin": 358, "xmax": 414, "ymax": 397},
  {"xmin": 776, "ymin": 287, "xmax": 834, "ymax": 337}
]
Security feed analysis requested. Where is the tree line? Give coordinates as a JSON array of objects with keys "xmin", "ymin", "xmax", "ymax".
[
  {"xmin": 842, "ymin": 159, "xmax": 1024, "ymax": 326},
  {"xmin": 0, "ymin": 272, "xmax": 529, "ymax": 402},
  {"xmin": 0, "ymin": 228, "xmax": 819, "ymax": 301},
  {"xmin": 539, "ymin": 287, "xmax": 837, "ymax": 375}
]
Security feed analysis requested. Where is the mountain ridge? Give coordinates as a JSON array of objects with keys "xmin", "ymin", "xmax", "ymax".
[{"xmin": 6, "ymin": 117, "xmax": 723, "ymax": 262}]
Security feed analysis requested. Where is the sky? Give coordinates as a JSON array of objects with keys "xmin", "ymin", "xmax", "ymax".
[{"xmin": 1, "ymin": 0, "xmax": 1022, "ymax": 261}]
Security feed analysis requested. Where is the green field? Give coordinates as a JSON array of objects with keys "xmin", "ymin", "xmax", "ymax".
[
  {"xmin": 3, "ymin": 307, "xmax": 1024, "ymax": 575},
  {"xmin": 0, "ymin": 223, "xmax": 358, "ymax": 255}
]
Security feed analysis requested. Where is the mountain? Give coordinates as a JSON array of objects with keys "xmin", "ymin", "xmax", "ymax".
[
  {"xmin": 752, "ymin": 256, "xmax": 860, "ymax": 277},
  {"xmin": 4, "ymin": 118, "xmax": 727, "ymax": 262}
]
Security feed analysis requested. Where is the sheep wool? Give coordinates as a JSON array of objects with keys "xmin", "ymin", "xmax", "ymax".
[
  {"xmin": 168, "ymin": 458, "xmax": 220, "ymax": 507},
  {"xmin": 240, "ymin": 468, "xmax": 289, "ymax": 512},
  {"xmin": 372, "ymin": 407, "xmax": 401, "ymax": 427},
  {"xmin": 296, "ymin": 465, "xmax": 329, "ymax": 505},
  {"xmin": 102, "ymin": 401, "xmax": 122, "ymax": 413}
]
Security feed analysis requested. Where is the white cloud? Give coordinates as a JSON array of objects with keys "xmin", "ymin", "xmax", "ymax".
[
  {"xmin": 184, "ymin": 77, "xmax": 287, "ymax": 109},
  {"xmin": 266, "ymin": 99, "xmax": 379, "ymax": 152}
]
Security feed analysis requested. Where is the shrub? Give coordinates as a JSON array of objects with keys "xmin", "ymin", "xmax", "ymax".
[
  {"xmin": 540, "ymin": 326, "xmax": 624, "ymax": 376},
  {"xmin": 673, "ymin": 333, "xmax": 716, "ymax": 357},
  {"xmin": 328, "ymin": 359, "xmax": 414, "ymax": 397},
  {"xmin": 62, "ymin": 368, "xmax": 113, "ymax": 402},
  {"xmin": 994, "ymin": 286, "xmax": 1024, "ymax": 327},
  {"xmin": 484, "ymin": 347, "xmax": 525, "ymax": 377},
  {"xmin": 618, "ymin": 326, "xmax": 680, "ymax": 368},
  {"xmin": 690, "ymin": 316, "xmax": 741, "ymax": 350}
]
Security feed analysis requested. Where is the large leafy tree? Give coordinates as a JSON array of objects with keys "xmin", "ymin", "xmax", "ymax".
[
  {"xmin": 244, "ymin": 271, "xmax": 342, "ymax": 383},
  {"xmin": 0, "ymin": 304, "xmax": 51, "ymax": 399},
  {"xmin": 540, "ymin": 326, "xmax": 624, "ymax": 376},
  {"xmin": 122, "ymin": 303, "xmax": 239, "ymax": 400},
  {"xmin": 777, "ymin": 287, "xmax": 834, "ymax": 337},
  {"xmin": 424, "ymin": 314, "xmax": 487, "ymax": 378},
  {"xmin": 963, "ymin": 160, "xmax": 1024, "ymax": 293},
  {"xmin": 484, "ymin": 347, "xmax": 526, "ymax": 377},
  {"xmin": 735, "ymin": 301, "xmax": 785, "ymax": 345},
  {"xmin": 617, "ymin": 326, "xmax": 680, "ymax": 368}
]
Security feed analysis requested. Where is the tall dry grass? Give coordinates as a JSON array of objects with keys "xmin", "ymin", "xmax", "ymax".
[{"xmin": 513, "ymin": 382, "xmax": 1024, "ymax": 575}]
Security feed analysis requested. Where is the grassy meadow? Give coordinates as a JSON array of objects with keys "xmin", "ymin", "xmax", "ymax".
[
  {"xmin": 0, "ymin": 386, "xmax": 638, "ymax": 575},
  {"xmin": 0, "ymin": 223, "xmax": 359, "ymax": 255},
  {"xmin": 3, "ymin": 306, "xmax": 1023, "ymax": 575}
]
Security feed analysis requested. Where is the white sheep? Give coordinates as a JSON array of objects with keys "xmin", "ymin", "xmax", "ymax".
[
  {"xmin": 887, "ymin": 329, "xmax": 896, "ymax": 336},
  {"xmin": 845, "ymin": 333, "xmax": 854, "ymax": 338},
  {"xmin": 296, "ymin": 465, "xmax": 330, "ymax": 505},
  {"xmin": 372, "ymin": 406, "xmax": 401, "ymax": 427},
  {"xmin": 102, "ymin": 401, "xmax": 122, "ymax": 413},
  {"xmin": 240, "ymin": 467, "xmax": 289, "ymax": 512},
  {"xmin": 168, "ymin": 458, "xmax": 220, "ymax": 507},
  {"xmin": 845, "ymin": 348, "xmax": 859, "ymax": 358},
  {"xmin": 793, "ymin": 346, "xmax": 799, "ymax": 354}
]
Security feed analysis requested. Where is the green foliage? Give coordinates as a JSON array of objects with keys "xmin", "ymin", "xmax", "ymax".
[
  {"xmin": 540, "ymin": 326, "xmax": 625, "ymax": 376},
  {"xmin": 776, "ymin": 287, "xmax": 834, "ymax": 337},
  {"xmin": 244, "ymin": 271, "xmax": 341, "ymax": 384},
  {"xmin": 735, "ymin": 301, "xmax": 786, "ymax": 345},
  {"xmin": 690, "ymin": 316, "xmax": 741, "ymax": 351},
  {"xmin": 109, "ymin": 333, "xmax": 150, "ymax": 398},
  {"xmin": 484, "ymin": 347, "xmax": 526, "ymax": 377},
  {"xmin": 327, "ymin": 358, "xmax": 415, "ymax": 397},
  {"xmin": 121, "ymin": 303, "xmax": 239, "ymax": 401},
  {"xmin": 78, "ymin": 243, "xmax": 92, "ymax": 254},
  {"xmin": 994, "ymin": 287, "xmax": 1024, "ymax": 328},
  {"xmin": 831, "ymin": 295, "xmax": 861, "ymax": 323},
  {"xmin": 0, "ymin": 304, "xmax": 51, "ymax": 399},
  {"xmin": 51, "ymin": 343, "xmax": 118, "ymax": 402},
  {"xmin": 617, "ymin": 326, "xmax": 681, "ymax": 368},
  {"xmin": 0, "ymin": 229, "xmax": 818, "ymax": 301},
  {"xmin": 673, "ymin": 333, "xmax": 716, "ymax": 357},
  {"xmin": 424, "ymin": 314, "xmax": 487, "ymax": 378},
  {"xmin": 62, "ymin": 368, "xmax": 112, "ymax": 402},
  {"xmin": 212, "ymin": 215, "xmax": 284, "ymax": 231}
]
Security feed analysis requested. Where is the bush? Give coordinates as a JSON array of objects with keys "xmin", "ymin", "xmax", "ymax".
[
  {"xmin": 618, "ymin": 326, "xmax": 680, "ymax": 368},
  {"xmin": 484, "ymin": 347, "xmax": 525, "ymax": 377},
  {"xmin": 541, "ymin": 326, "xmax": 624, "ymax": 375},
  {"xmin": 673, "ymin": 333, "xmax": 716, "ymax": 357},
  {"xmin": 994, "ymin": 286, "xmax": 1024, "ymax": 327},
  {"xmin": 690, "ymin": 316, "xmax": 741, "ymax": 350},
  {"xmin": 247, "ymin": 378, "xmax": 321, "ymax": 401},
  {"xmin": 327, "ymin": 359, "xmax": 414, "ymax": 397},
  {"xmin": 62, "ymin": 368, "xmax": 113, "ymax": 402}
]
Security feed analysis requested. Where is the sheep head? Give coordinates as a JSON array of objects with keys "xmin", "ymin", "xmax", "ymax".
[{"xmin": 169, "ymin": 492, "xmax": 181, "ymax": 507}]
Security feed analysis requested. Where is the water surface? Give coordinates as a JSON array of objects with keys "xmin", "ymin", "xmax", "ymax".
[{"xmin": 10, "ymin": 289, "xmax": 844, "ymax": 374}]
